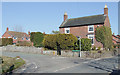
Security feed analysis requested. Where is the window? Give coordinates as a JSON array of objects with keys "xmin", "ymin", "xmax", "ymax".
[
  {"xmin": 88, "ymin": 34, "xmax": 94, "ymax": 45},
  {"xmin": 13, "ymin": 37, "xmax": 17, "ymax": 40},
  {"xmin": 22, "ymin": 37, "xmax": 24, "ymax": 40},
  {"xmin": 26, "ymin": 37, "xmax": 29, "ymax": 40},
  {"xmin": 65, "ymin": 28, "xmax": 70, "ymax": 34},
  {"xmin": 97, "ymin": 25, "xmax": 99, "ymax": 27},
  {"xmin": 88, "ymin": 25, "xmax": 94, "ymax": 32}
]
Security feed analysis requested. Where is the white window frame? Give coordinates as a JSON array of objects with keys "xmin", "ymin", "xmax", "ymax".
[
  {"xmin": 65, "ymin": 28, "xmax": 70, "ymax": 34},
  {"xmin": 8, "ymin": 37, "xmax": 11, "ymax": 38},
  {"xmin": 88, "ymin": 25, "xmax": 94, "ymax": 33},
  {"xmin": 97, "ymin": 25, "xmax": 99, "ymax": 27},
  {"xmin": 88, "ymin": 34, "xmax": 94, "ymax": 45}
]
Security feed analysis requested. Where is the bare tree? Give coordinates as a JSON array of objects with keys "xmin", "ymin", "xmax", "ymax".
[{"xmin": 13, "ymin": 25, "xmax": 24, "ymax": 32}]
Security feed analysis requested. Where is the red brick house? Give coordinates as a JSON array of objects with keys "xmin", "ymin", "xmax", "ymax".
[
  {"xmin": 2, "ymin": 27, "xmax": 31, "ymax": 44},
  {"xmin": 112, "ymin": 34, "xmax": 120, "ymax": 45},
  {"xmin": 59, "ymin": 5, "xmax": 111, "ymax": 48}
]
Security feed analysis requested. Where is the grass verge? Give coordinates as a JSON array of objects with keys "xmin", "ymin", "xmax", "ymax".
[{"xmin": 0, "ymin": 56, "xmax": 25, "ymax": 74}]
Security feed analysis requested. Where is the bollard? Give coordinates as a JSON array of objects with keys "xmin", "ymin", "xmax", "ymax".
[{"xmin": 53, "ymin": 51, "xmax": 55, "ymax": 55}]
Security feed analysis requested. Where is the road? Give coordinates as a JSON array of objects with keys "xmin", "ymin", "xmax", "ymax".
[{"xmin": 2, "ymin": 51, "xmax": 119, "ymax": 73}]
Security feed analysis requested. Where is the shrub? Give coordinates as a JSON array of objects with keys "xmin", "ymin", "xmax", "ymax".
[
  {"xmin": 118, "ymin": 44, "xmax": 120, "ymax": 48},
  {"xmin": 97, "ymin": 47, "xmax": 101, "ymax": 50},
  {"xmin": 16, "ymin": 41, "xmax": 32, "ymax": 46},
  {"xmin": 0, "ymin": 38, "xmax": 13, "ymax": 46},
  {"xmin": 81, "ymin": 38, "xmax": 92, "ymax": 51},
  {"xmin": 43, "ymin": 34, "xmax": 78, "ymax": 50},
  {"xmin": 30, "ymin": 32, "xmax": 44, "ymax": 47},
  {"xmin": 92, "ymin": 46, "xmax": 96, "ymax": 50},
  {"xmin": 95, "ymin": 26, "xmax": 113, "ymax": 50}
]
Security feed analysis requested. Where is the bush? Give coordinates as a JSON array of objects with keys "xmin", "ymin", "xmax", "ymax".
[
  {"xmin": 118, "ymin": 44, "xmax": 120, "ymax": 48},
  {"xmin": 97, "ymin": 47, "xmax": 101, "ymax": 50},
  {"xmin": 81, "ymin": 38, "xmax": 92, "ymax": 51},
  {"xmin": 43, "ymin": 34, "xmax": 78, "ymax": 50},
  {"xmin": 0, "ymin": 38, "xmax": 13, "ymax": 46},
  {"xmin": 92, "ymin": 46, "xmax": 96, "ymax": 50},
  {"xmin": 30, "ymin": 32, "xmax": 44, "ymax": 47},
  {"xmin": 16, "ymin": 41, "xmax": 32, "ymax": 46},
  {"xmin": 95, "ymin": 26, "xmax": 113, "ymax": 50}
]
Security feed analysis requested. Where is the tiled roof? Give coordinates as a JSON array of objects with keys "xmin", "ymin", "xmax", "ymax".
[
  {"xmin": 112, "ymin": 35, "xmax": 120, "ymax": 43},
  {"xmin": 59, "ymin": 14, "xmax": 106, "ymax": 28},
  {"xmin": 7, "ymin": 31, "xmax": 29, "ymax": 38}
]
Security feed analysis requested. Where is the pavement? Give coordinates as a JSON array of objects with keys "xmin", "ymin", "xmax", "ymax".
[{"xmin": 1, "ymin": 51, "xmax": 119, "ymax": 74}]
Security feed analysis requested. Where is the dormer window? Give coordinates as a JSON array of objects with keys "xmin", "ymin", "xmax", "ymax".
[
  {"xmin": 65, "ymin": 28, "xmax": 70, "ymax": 34},
  {"xmin": 88, "ymin": 25, "xmax": 94, "ymax": 33}
]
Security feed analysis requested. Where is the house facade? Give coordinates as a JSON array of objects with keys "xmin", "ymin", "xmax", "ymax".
[
  {"xmin": 112, "ymin": 34, "xmax": 120, "ymax": 45},
  {"xmin": 59, "ymin": 5, "xmax": 111, "ymax": 48},
  {"xmin": 2, "ymin": 27, "xmax": 30, "ymax": 44}
]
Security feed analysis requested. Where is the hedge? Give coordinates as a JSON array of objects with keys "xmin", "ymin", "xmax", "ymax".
[
  {"xmin": 16, "ymin": 41, "xmax": 32, "ymax": 46},
  {"xmin": 0, "ymin": 38, "xmax": 13, "ymax": 46},
  {"xmin": 81, "ymin": 38, "xmax": 92, "ymax": 51},
  {"xmin": 30, "ymin": 32, "xmax": 44, "ymax": 47},
  {"xmin": 43, "ymin": 34, "xmax": 78, "ymax": 50}
]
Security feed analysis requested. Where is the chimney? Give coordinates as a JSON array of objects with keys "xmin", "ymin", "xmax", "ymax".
[
  {"xmin": 113, "ymin": 33, "xmax": 115, "ymax": 35},
  {"xmin": 6, "ymin": 27, "xmax": 9, "ymax": 31},
  {"xmin": 104, "ymin": 4, "xmax": 108, "ymax": 16},
  {"xmin": 43, "ymin": 32, "xmax": 45, "ymax": 35},
  {"xmin": 28, "ymin": 31, "xmax": 30, "ymax": 35},
  {"xmin": 64, "ymin": 12, "xmax": 68, "ymax": 21}
]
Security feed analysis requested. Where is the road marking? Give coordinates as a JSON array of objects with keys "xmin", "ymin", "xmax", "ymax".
[
  {"xmin": 53, "ymin": 64, "xmax": 80, "ymax": 72},
  {"xmin": 53, "ymin": 58, "xmax": 103, "ymax": 72},
  {"xmin": 83, "ymin": 58, "xmax": 102, "ymax": 64},
  {"xmin": 32, "ymin": 62, "xmax": 38, "ymax": 69},
  {"xmin": 52, "ymin": 57, "xmax": 66, "ymax": 59}
]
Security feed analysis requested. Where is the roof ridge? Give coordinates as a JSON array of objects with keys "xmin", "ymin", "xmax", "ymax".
[
  {"xmin": 8, "ymin": 31, "xmax": 27, "ymax": 34},
  {"xmin": 69, "ymin": 14, "xmax": 104, "ymax": 20}
]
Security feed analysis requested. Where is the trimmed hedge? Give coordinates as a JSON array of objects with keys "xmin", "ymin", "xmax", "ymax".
[
  {"xmin": 30, "ymin": 32, "xmax": 44, "ymax": 47},
  {"xmin": 16, "ymin": 41, "xmax": 32, "ymax": 46},
  {"xmin": 81, "ymin": 38, "xmax": 92, "ymax": 51},
  {"xmin": 43, "ymin": 34, "xmax": 78, "ymax": 50},
  {"xmin": 0, "ymin": 38, "xmax": 13, "ymax": 46}
]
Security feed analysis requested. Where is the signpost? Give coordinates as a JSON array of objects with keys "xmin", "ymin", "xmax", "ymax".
[{"xmin": 77, "ymin": 36, "xmax": 81, "ymax": 57}]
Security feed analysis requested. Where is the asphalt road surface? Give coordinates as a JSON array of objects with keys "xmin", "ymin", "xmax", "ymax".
[{"xmin": 2, "ymin": 51, "xmax": 119, "ymax": 73}]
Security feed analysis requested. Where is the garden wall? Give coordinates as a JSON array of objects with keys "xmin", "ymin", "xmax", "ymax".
[{"xmin": 1, "ymin": 45, "xmax": 118, "ymax": 59}]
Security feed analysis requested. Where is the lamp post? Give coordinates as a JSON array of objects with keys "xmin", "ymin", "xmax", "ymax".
[{"xmin": 78, "ymin": 36, "xmax": 81, "ymax": 57}]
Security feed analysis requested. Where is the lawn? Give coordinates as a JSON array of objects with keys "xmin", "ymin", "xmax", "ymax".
[{"xmin": 0, "ymin": 56, "xmax": 25, "ymax": 74}]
